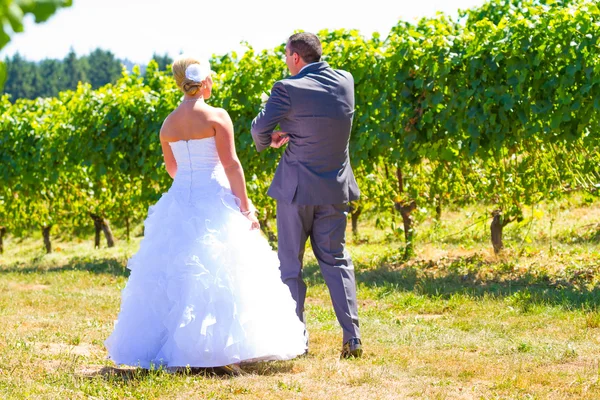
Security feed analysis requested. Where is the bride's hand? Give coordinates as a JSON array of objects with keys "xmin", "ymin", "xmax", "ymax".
[{"xmin": 243, "ymin": 211, "xmax": 260, "ymax": 230}]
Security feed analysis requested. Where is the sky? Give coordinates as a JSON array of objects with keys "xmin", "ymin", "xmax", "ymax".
[{"xmin": 3, "ymin": 0, "xmax": 487, "ymax": 64}]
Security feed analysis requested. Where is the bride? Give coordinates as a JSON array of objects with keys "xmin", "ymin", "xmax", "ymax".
[{"xmin": 104, "ymin": 55, "xmax": 307, "ymax": 371}]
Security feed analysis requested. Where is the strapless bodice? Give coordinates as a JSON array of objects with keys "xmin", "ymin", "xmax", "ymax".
[{"xmin": 168, "ymin": 137, "xmax": 230, "ymax": 200}]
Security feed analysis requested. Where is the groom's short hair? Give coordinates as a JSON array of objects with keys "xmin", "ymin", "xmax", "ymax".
[{"xmin": 288, "ymin": 32, "xmax": 322, "ymax": 64}]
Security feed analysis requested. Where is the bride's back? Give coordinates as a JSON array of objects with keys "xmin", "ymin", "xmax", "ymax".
[
  {"xmin": 160, "ymin": 57, "xmax": 238, "ymax": 182},
  {"xmin": 161, "ymin": 102, "xmax": 216, "ymax": 142},
  {"xmin": 164, "ymin": 103, "xmax": 230, "ymax": 197}
]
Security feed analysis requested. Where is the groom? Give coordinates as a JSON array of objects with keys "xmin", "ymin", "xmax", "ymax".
[{"xmin": 251, "ymin": 32, "xmax": 362, "ymax": 358}]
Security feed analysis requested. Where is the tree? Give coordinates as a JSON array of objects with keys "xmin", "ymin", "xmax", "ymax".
[
  {"xmin": 3, "ymin": 53, "xmax": 39, "ymax": 99},
  {"xmin": 0, "ymin": 0, "xmax": 73, "ymax": 86},
  {"xmin": 63, "ymin": 48, "xmax": 87, "ymax": 90},
  {"xmin": 85, "ymin": 48, "xmax": 122, "ymax": 89},
  {"xmin": 37, "ymin": 58, "xmax": 65, "ymax": 98},
  {"xmin": 151, "ymin": 53, "xmax": 173, "ymax": 71}
]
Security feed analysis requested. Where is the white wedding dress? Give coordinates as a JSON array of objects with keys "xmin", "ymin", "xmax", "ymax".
[{"xmin": 105, "ymin": 137, "xmax": 307, "ymax": 368}]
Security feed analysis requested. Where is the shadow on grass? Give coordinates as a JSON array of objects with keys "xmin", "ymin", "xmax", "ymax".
[
  {"xmin": 0, "ymin": 256, "xmax": 129, "ymax": 277},
  {"xmin": 240, "ymin": 359, "xmax": 295, "ymax": 376},
  {"xmin": 303, "ymin": 255, "xmax": 600, "ymax": 310},
  {"xmin": 84, "ymin": 360, "xmax": 294, "ymax": 383},
  {"xmin": 85, "ymin": 366, "xmax": 149, "ymax": 381},
  {"xmin": 553, "ymin": 229, "xmax": 600, "ymax": 245}
]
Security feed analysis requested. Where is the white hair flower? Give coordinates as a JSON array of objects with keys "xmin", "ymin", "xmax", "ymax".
[{"xmin": 185, "ymin": 61, "xmax": 212, "ymax": 82}]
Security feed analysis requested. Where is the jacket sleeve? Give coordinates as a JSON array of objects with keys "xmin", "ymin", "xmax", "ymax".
[{"xmin": 251, "ymin": 81, "xmax": 291, "ymax": 152}]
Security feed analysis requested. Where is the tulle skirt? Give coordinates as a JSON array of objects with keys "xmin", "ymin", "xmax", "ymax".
[{"xmin": 104, "ymin": 188, "xmax": 307, "ymax": 368}]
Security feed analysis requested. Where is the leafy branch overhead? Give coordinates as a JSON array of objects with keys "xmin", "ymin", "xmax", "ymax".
[{"xmin": 0, "ymin": 0, "xmax": 72, "ymax": 84}]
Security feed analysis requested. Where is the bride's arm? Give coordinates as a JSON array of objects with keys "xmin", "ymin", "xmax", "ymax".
[
  {"xmin": 160, "ymin": 139, "xmax": 177, "ymax": 179},
  {"xmin": 213, "ymin": 108, "xmax": 259, "ymax": 227},
  {"xmin": 160, "ymin": 121, "xmax": 177, "ymax": 179}
]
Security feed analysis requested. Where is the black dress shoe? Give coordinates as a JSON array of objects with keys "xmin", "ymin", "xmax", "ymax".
[{"xmin": 340, "ymin": 338, "xmax": 363, "ymax": 359}]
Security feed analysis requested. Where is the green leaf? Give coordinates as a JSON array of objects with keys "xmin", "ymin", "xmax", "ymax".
[
  {"xmin": 7, "ymin": 3, "xmax": 25, "ymax": 32},
  {"xmin": 17, "ymin": 0, "xmax": 73, "ymax": 23}
]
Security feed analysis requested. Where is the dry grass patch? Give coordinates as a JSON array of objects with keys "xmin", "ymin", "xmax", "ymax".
[
  {"xmin": 34, "ymin": 342, "xmax": 99, "ymax": 357},
  {"xmin": 1, "ymin": 197, "xmax": 600, "ymax": 398},
  {"xmin": 7, "ymin": 283, "xmax": 49, "ymax": 291}
]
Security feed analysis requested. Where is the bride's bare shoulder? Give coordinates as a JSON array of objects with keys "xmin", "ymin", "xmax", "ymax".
[
  {"xmin": 206, "ymin": 106, "xmax": 233, "ymax": 125},
  {"xmin": 159, "ymin": 111, "xmax": 179, "ymax": 140}
]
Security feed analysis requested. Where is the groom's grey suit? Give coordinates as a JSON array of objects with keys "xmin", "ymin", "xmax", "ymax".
[{"xmin": 251, "ymin": 62, "xmax": 360, "ymax": 343}]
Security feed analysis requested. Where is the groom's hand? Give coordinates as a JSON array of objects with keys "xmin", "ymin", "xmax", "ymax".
[{"xmin": 270, "ymin": 131, "xmax": 289, "ymax": 149}]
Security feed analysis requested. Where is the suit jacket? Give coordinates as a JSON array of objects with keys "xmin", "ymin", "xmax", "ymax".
[{"xmin": 251, "ymin": 61, "xmax": 360, "ymax": 205}]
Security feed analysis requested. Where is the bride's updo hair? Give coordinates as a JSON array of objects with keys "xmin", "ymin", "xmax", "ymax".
[{"xmin": 172, "ymin": 55, "xmax": 208, "ymax": 96}]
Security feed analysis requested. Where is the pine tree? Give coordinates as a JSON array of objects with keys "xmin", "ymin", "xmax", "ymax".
[
  {"xmin": 37, "ymin": 59, "xmax": 64, "ymax": 97},
  {"xmin": 63, "ymin": 48, "xmax": 87, "ymax": 90},
  {"xmin": 85, "ymin": 48, "xmax": 122, "ymax": 89},
  {"xmin": 3, "ymin": 53, "xmax": 40, "ymax": 99},
  {"xmin": 151, "ymin": 53, "xmax": 173, "ymax": 71}
]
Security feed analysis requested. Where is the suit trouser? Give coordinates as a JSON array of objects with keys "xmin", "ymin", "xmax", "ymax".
[{"xmin": 276, "ymin": 201, "xmax": 360, "ymax": 343}]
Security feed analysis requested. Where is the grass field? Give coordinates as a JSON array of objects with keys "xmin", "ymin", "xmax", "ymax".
[{"xmin": 1, "ymin": 196, "xmax": 600, "ymax": 399}]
